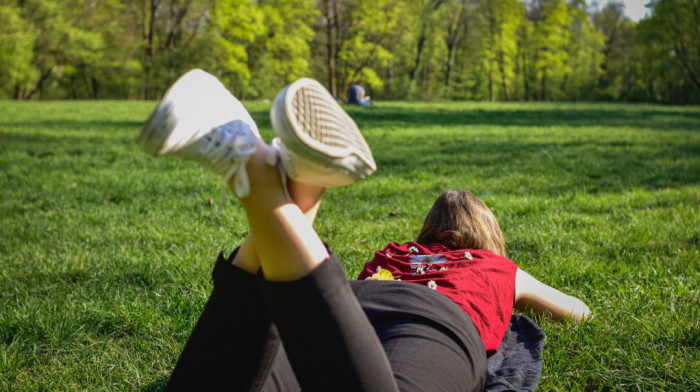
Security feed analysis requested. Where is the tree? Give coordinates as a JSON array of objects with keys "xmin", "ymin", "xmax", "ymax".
[
  {"xmin": 515, "ymin": 7, "xmax": 535, "ymax": 100},
  {"xmin": 251, "ymin": 0, "xmax": 318, "ymax": 98},
  {"xmin": 317, "ymin": 0, "xmax": 345, "ymax": 97},
  {"xmin": 479, "ymin": 0, "xmax": 522, "ymax": 101},
  {"xmin": 0, "ymin": 0, "xmax": 688, "ymax": 103},
  {"xmin": 207, "ymin": 0, "xmax": 317, "ymax": 99},
  {"xmin": 530, "ymin": 0, "xmax": 570, "ymax": 100},
  {"xmin": 60, "ymin": 0, "xmax": 135, "ymax": 99},
  {"xmin": 564, "ymin": 0, "xmax": 605, "ymax": 100},
  {"xmin": 443, "ymin": 0, "xmax": 472, "ymax": 98},
  {"xmin": 126, "ymin": 0, "xmax": 211, "ymax": 99},
  {"xmin": 406, "ymin": 0, "xmax": 448, "ymax": 98},
  {"xmin": 207, "ymin": 0, "xmax": 266, "ymax": 97},
  {"xmin": 0, "ymin": 3, "xmax": 37, "ymax": 99},
  {"xmin": 643, "ymin": 0, "xmax": 700, "ymax": 93},
  {"xmin": 335, "ymin": 0, "xmax": 411, "ymax": 98},
  {"xmin": 7, "ymin": 0, "xmax": 120, "ymax": 99},
  {"xmin": 592, "ymin": 1, "xmax": 635, "ymax": 100}
]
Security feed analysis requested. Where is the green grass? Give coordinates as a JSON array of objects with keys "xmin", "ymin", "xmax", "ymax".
[{"xmin": 1, "ymin": 99, "xmax": 698, "ymax": 391}]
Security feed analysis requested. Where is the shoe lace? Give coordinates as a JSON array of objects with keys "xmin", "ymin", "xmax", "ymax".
[
  {"xmin": 199, "ymin": 121, "xmax": 290, "ymax": 210},
  {"xmin": 199, "ymin": 120, "xmax": 257, "ymax": 198}
]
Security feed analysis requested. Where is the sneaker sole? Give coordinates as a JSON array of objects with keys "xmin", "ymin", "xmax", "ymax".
[{"xmin": 270, "ymin": 78, "xmax": 376, "ymax": 185}]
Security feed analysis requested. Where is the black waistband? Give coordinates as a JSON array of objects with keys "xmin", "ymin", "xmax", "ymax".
[{"xmin": 350, "ymin": 280, "xmax": 486, "ymax": 357}]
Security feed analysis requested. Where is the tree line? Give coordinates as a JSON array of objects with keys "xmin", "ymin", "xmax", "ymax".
[{"xmin": 1, "ymin": 0, "xmax": 698, "ymax": 103}]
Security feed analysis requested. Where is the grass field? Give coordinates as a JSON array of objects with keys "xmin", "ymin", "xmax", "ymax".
[{"xmin": 1, "ymin": 99, "xmax": 698, "ymax": 391}]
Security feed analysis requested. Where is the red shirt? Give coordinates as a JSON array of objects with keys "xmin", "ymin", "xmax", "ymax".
[{"xmin": 357, "ymin": 242, "xmax": 518, "ymax": 355}]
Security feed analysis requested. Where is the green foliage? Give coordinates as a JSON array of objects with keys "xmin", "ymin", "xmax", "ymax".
[
  {"xmin": 478, "ymin": 0, "xmax": 522, "ymax": 101},
  {"xmin": 592, "ymin": 2, "xmax": 640, "ymax": 101},
  {"xmin": 410, "ymin": 5, "xmax": 451, "ymax": 99},
  {"xmin": 0, "ymin": 0, "xmax": 696, "ymax": 102},
  {"xmin": 0, "ymin": 4, "xmax": 37, "ymax": 98},
  {"xmin": 636, "ymin": 0, "xmax": 700, "ymax": 103},
  {"xmin": 10, "ymin": 0, "xmax": 81, "ymax": 98},
  {"xmin": 209, "ymin": 0, "xmax": 317, "ymax": 99},
  {"xmin": 564, "ymin": 0, "xmax": 605, "ymax": 100},
  {"xmin": 533, "ymin": 0, "xmax": 571, "ymax": 100},
  {"xmin": 340, "ymin": 0, "xmax": 412, "ymax": 92},
  {"xmin": 254, "ymin": 0, "xmax": 318, "ymax": 96},
  {"xmin": 208, "ymin": 0, "xmax": 265, "ymax": 94}
]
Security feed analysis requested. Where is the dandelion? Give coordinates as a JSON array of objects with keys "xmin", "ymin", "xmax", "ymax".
[
  {"xmin": 464, "ymin": 251, "xmax": 473, "ymax": 260},
  {"xmin": 427, "ymin": 280, "xmax": 438, "ymax": 290}
]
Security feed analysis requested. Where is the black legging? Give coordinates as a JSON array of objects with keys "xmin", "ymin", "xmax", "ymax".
[{"xmin": 165, "ymin": 248, "xmax": 487, "ymax": 391}]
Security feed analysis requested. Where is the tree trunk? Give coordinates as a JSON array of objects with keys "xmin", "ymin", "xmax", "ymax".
[
  {"xmin": 522, "ymin": 52, "xmax": 529, "ymax": 100},
  {"xmin": 488, "ymin": 66, "xmax": 494, "ymax": 101},
  {"xmin": 673, "ymin": 42, "xmax": 700, "ymax": 90},
  {"xmin": 443, "ymin": 0, "xmax": 468, "ymax": 99},
  {"xmin": 407, "ymin": 29, "xmax": 427, "ymax": 99},
  {"xmin": 444, "ymin": 43, "xmax": 456, "ymax": 98},
  {"xmin": 323, "ymin": 0, "xmax": 337, "ymax": 97},
  {"xmin": 92, "ymin": 77, "xmax": 99, "ymax": 99},
  {"xmin": 69, "ymin": 77, "xmax": 77, "ymax": 100},
  {"xmin": 540, "ymin": 69, "xmax": 547, "ymax": 101},
  {"xmin": 333, "ymin": 1, "xmax": 343, "ymax": 97},
  {"xmin": 82, "ymin": 66, "xmax": 93, "ymax": 99},
  {"xmin": 144, "ymin": 0, "xmax": 157, "ymax": 100},
  {"xmin": 498, "ymin": 49, "xmax": 510, "ymax": 101},
  {"xmin": 25, "ymin": 68, "xmax": 52, "ymax": 100},
  {"xmin": 406, "ymin": 1, "xmax": 446, "ymax": 99},
  {"xmin": 165, "ymin": 0, "xmax": 191, "ymax": 51}
]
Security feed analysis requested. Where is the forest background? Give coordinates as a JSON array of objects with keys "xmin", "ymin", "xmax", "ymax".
[{"xmin": 1, "ymin": 0, "xmax": 699, "ymax": 104}]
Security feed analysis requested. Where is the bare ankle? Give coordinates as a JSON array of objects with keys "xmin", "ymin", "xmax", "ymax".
[
  {"xmin": 229, "ymin": 143, "xmax": 292, "ymax": 210},
  {"xmin": 288, "ymin": 179, "xmax": 326, "ymax": 212}
]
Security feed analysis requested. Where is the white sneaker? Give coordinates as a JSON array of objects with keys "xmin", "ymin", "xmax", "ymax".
[
  {"xmin": 270, "ymin": 78, "xmax": 376, "ymax": 187},
  {"xmin": 136, "ymin": 69, "xmax": 260, "ymax": 198}
]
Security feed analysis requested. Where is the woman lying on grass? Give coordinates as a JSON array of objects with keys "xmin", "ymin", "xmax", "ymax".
[{"xmin": 137, "ymin": 69, "xmax": 591, "ymax": 392}]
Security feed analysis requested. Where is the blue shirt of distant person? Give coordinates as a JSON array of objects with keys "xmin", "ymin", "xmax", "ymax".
[{"xmin": 348, "ymin": 82, "xmax": 370, "ymax": 106}]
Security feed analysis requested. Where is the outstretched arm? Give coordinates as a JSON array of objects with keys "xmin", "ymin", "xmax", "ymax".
[{"xmin": 514, "ymin": 269, "xmax": 591, "ymax": 322}]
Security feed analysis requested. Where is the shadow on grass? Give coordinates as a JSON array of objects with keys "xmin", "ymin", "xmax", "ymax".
[
  {"xmin": 4, "ymin": 103, "xmax": 699, "ymax": 196},
  {"xmin": 0, "ymin": 120, "xmax": 143, "ymax": 130},
  {"xmin": 343, "ymin": 104, "xmax": 700, "ymax": 131},
  {"xmin": 371, "ymin": 134, "xmax": 700, "ymax": 194},
  {"xmin": 222, "ymin": 105, "xmax": 700, "ymax": 195}
]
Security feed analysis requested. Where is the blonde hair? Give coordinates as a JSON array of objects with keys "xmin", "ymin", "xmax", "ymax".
[{"xmin": 415, "ymin": 190, "xmax": 507, "ymax": 257}]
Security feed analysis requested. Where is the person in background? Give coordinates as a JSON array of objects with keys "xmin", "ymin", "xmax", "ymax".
[{"xmin": 347, "ymin": 81, "xmax": 371, "ymax": 106}]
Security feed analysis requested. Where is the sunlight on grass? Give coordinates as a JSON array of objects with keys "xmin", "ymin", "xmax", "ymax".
[{"xmin": 1, "ymin": 100, "xmax": 698, "ymax": 390}]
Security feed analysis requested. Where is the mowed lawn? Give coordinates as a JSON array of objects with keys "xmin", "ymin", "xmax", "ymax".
[{"xmin": 1, "ymin": 99, "xmax": 698, "ymax": 391}]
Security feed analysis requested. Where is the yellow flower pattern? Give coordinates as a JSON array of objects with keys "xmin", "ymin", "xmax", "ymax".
[{"xmin": 365, "ymin": 269, "xmax": 395, "ymax": 281}]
